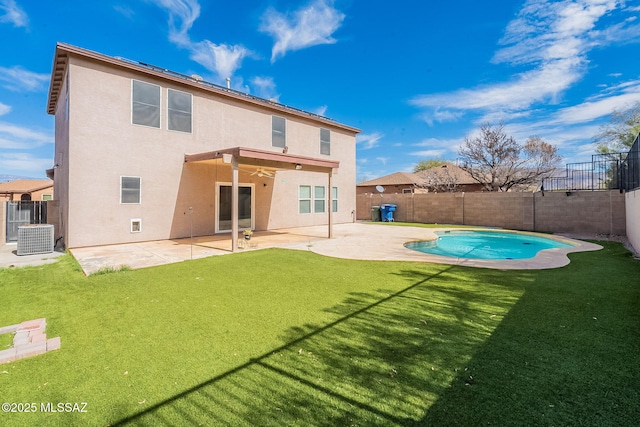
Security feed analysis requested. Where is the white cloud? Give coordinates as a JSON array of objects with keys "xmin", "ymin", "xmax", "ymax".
[
  {"xmin": 313, "ymin": 105, "xmax": 328, "ymax": 117},
  {"xmin": 552, "ymin": 79, "xmax": 640, "ymax": 124},
  {"xmin": 189, "ymin": 41, "xmax": 252, "ymax": 80},
  {"xmin": 149, "ymin": 0, "xmax": 251, "ymax": 82},
  {"xmin": 250, "ymin": 76, "xmax": 280, "ymax": 101},
  {"xmin": 0, "ymin": 121, "xmax": 53, "ymax": 149},
  {"xmin": 0, "ymin": 101, "xmax": 10, "ymax": 116},
  {"xmin": 0, "ymin": 66, "xmax": 50, "ymax": 92},
  {"xmin": 114, "ymin": 5, "xmax": 135, "ymax": 20},
  {"xmin": 356, "ymin": 132, "xmax": 383, "ymax": 150},
  {"xmin": 0, "ymin": 0, "xmax": 28, "ymax": 27},
  {"xmin": 409, "ymin": 149, "xmax": 447, "ymax": 158},
  {"xmin": 260, "ymin": 0, "xmax": 345, "ymax": 62},
  {"xmin": 0, "ymin": 153, "xmax": 53, "ymax": 177},
  {"xmin": 376, "ymin": 157, "xmax": 389, "ymax": 165},
  {"xmin": 410, "ymin": 0, "xmax": 628, "ymax": 124}
]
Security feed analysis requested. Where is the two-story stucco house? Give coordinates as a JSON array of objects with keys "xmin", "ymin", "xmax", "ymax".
[{"xmin": 46, "ymin": 43, "xmax": 359, "ymax": 250}]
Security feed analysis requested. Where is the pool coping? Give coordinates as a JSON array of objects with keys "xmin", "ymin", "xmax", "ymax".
[{"xmin": 301, "ymin": 224, "xmax": 603, "ymax": 270}]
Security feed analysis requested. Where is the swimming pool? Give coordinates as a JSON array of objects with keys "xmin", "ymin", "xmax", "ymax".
[{"xmin": 404, "ymin": 230, "xmax": 574, "ymax": 260}]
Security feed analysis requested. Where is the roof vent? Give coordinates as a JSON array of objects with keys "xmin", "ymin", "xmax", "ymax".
[{"xmin": 191, "ymin": 74, "xmax": 203, "ymax": 82}]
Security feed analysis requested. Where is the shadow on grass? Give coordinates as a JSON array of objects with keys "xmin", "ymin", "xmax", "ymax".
[
  {"xmin": 111, "ymin": 264, "xmax": 531, "ymax": 426},
  {"xmin": 417, "ymin": 245, "xmax": 640, "ymax": 426}
]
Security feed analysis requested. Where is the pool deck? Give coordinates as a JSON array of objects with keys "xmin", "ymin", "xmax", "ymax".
[{"xmin": 1, "ymin": 223, "xmax": 603, "ymax": 274}]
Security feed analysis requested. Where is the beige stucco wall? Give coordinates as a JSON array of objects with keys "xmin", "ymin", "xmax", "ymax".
[
  {"xmin": 625, "ymin": 189, "xmax": 640, "ymax": 254},
  {"xmin": 356, "ymin": 191, "xmax": 626, "ymax": 235},
  {"xmin": 59, "ymin": 56, "xmax": 356, "ymax": 248}
]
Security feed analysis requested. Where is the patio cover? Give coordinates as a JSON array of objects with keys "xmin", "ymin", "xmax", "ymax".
[{"xmin": 185, "ymin": 147, "xmax": 339, "ymax": 251}]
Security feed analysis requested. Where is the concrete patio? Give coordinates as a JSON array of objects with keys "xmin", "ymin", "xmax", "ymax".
[{"xmin": 1, "ymin": 223, "xmax": 602, "ymax": 275}]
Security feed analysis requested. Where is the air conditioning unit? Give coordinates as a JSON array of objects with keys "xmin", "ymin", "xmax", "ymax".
[{"xmin": 17, "ymin": 224, "xmax": 54, "ymax": 256}]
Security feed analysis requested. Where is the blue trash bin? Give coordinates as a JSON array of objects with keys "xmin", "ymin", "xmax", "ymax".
[{"xmin": 380, "ymin": 204, "xmax": 397, "ymax": 222}]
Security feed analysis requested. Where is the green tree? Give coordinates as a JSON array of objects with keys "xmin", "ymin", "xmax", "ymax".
[
  {"xmin": 595, "ymin": 102, "xmax": 640, "ymax": 154},
  {"xmin": 413, "ymin": 158, "xmax": 446, "ymax": 173},
  {"xmin": 459, "ymin": 123, "xmax": 562, "ymax": 192}
]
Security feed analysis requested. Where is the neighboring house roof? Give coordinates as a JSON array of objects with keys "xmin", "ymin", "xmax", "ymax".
[
  {"xmin": 357, "ymin": 172, "xmax": 423, "ymax": 187},
  {"xmin": 0, "ymin": 179, "xmax": 53, "ymax": 195},
  {"xmin": 415, "ymin": 163, "xmax": 478, "ymax": 185},
  {"xmin": 47, "ymin": 43, "xmax": 360, "ymax": 135}
]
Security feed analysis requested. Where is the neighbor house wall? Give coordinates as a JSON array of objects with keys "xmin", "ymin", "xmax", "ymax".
[
  {"xmin": 60, "ymin": 53, "xmax": 356, "ymax": 248},
  {"xmin": 625, "ymin": 189, "xmax": 640, "ymax": 254},
  {"xmin": 356, "ymin": 190, "xmax": 626, "ymax": 235}
]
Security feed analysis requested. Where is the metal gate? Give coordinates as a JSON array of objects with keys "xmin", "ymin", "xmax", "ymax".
[{"xmin": 5, "ymin": 201, "xmax": 48, "ymax": 243}]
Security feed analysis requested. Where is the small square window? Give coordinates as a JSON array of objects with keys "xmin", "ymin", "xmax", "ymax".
[{"xmin": 121, "ymin": 176, "xmax": 141, "ymax": 204}]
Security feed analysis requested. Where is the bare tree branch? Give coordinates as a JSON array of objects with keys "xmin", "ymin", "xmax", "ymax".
[{"xmin": 458, "ymin": 123, "xmax": 562, "ymax": 192}]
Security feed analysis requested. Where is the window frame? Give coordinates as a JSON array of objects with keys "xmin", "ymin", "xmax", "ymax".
[
  {"xmin": 131, "ymin": 80, "xmax": 161, "ymax": 129},
  {"xmin": 314, "ymin": 186, "xmax": 326, "ymax": 213},
  {"xmin": 167, "ymin": 88, "xmax": 193, "ymax": 133},
  {"xmin": 320, "ymin": 128, "xmax": 331, "ymax": 155},
  {"xmin": 332, "ymin": 187, "xmax": 338, "ymax": 213},
  {"xmin": 272, "ymin": 116, "xmax": 286, "ymax": 148},
  {"xmin": 120, "ymin": 176, "xmax": 141, "ymax": 204},
  {"xmin": 299, "ymin": 185, "xmax": 312, "ymax": 214}
]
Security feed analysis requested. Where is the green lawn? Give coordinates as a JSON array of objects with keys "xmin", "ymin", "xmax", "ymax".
[{"xmin": 0, "ymin": 242, "xmax": 638, "ymax": 426}]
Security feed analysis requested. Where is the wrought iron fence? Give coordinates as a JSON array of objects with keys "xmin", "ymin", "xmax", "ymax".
[
  {"xmin": 620, "ymin": 133, "xmax": 640, "ymax": 191},
  {"xmin": 542, "ymin": 153, "xmax": 624, "ymax": 191},
  {"xmin": 5, "ymin": 201, "xmax": 48, "ymax": 242}
]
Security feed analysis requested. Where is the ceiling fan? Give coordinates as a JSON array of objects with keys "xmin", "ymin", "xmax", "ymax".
[{"xmin": 241, "ymin": 167, "xmax": 275, "ymax": 178}]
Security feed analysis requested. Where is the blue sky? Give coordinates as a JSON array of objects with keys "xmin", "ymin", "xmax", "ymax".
[{"xmin": 0, "ymin": 0, "xmax": 639, "ymax": 182}]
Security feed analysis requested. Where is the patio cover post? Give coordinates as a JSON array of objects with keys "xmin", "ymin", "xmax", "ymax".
[
  {"xmin": 328, "ymin": 169, "xmax": 333, "ymax": 239},
  {"xmin": 231, "ymin": 156, "xmax": 238, "ymax": 252}
]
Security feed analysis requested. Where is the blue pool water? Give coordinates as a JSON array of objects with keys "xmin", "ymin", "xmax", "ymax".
[{"xmin": 404, "ymin": 230, "xmax": 574, "ymax": 260}]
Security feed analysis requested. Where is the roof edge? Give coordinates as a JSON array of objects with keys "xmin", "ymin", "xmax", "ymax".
[{"xmin": 47, "ymin": 43, "xmax": 361, "ymax": 134}]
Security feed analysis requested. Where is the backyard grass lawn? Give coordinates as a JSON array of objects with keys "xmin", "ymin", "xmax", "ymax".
[{"xmin": 1, "ymin": 243, "xmax": 639, "ymax": 426}]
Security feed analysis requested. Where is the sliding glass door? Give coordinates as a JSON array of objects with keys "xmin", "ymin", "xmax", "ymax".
[{"xmin": 216, "ymin": 184, "xmax": 254, "ymax": 232}]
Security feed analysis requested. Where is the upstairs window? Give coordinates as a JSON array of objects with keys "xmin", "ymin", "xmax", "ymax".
[
  {"xmin": 132, "ymin": 80, "xmax": 160, "ymax": 128},
  {"xmin": 320, "ymin": 128, "xmax": 330, "ymax": 155},
  {"xmin": 272, "ymin": 116, "xmax": 286, "ymax": 148},
  {"xmin": 168, "ymin": 89, "xmax": 192, "ymax": 133},
  {"xmin": 121, "ymin": 176, "xmax": 141, "ymax": 204}
]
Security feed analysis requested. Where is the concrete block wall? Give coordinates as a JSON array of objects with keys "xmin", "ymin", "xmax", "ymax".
[
  {"xmin": 356, "ymin": 190, "xmax": 627, "ymax": 236},
  {"xmin": 534, "ymin": 191, "xmax": 625, "ymax": 235},
  {"xmin": 414, "ymin": 193, "xmax": 463, "ymax": 224}
]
